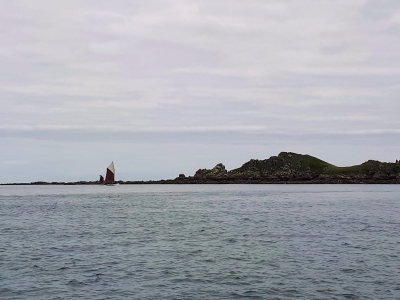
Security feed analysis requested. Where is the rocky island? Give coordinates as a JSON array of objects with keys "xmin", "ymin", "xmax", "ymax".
[
  {"xmin": 172, "ymin": 152, "xmax": 400, "ymax": 184},
  {"xmin": 3, "ymin": 152, "xmax": 400, "ymax": 185}
]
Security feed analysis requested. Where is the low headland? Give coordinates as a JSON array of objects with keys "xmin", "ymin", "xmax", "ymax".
[{"xmin": 3, "ymin": 152, "xmax": 400, "ymax": 185}]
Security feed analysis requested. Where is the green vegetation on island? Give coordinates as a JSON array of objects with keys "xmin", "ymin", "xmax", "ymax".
[{"xmin": 187, "ymin": 152, "xmax": 400, "ymax": 184}]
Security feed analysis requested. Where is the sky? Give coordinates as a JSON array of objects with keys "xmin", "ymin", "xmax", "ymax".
[{"xmin": 1, "ymin": 0, "xmax": 400, "ymax": 183}]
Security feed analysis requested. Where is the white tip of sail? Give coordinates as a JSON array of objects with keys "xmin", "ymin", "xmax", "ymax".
[{"xmin": 107, "ymin": 161, "xmax": 115, "ymax": 174}]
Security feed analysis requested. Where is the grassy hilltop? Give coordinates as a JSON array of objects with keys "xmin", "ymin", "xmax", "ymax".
[{"xmin": 189, "ymin": 152, "xmax": 400, "ymax": 183}]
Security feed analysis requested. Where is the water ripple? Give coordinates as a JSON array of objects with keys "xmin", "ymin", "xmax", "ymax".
[{"xmin": 1, "ymin": 184, "xmax": 400, "ymax": 299}]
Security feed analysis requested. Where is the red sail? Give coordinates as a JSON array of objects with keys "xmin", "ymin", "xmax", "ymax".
[
  {"xmin": 105, "ymin": 169, "xmax": 114, "ymax": 183},
  {"xmin": 103, "ymin": 162, "xmax": 115, "ymax": 183},
  {"xmin": 99, "ymin": 175, "xmax": 104, "ymax": 183}
]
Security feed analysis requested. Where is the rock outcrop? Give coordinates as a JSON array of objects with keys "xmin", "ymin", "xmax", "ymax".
[
  {"xmin": 180, "ymin": 152, "xmax": 400, "ymax": 184},
  {"xmin": 194, "ymin": 163, "xmax": 227, "ymax": 179}
]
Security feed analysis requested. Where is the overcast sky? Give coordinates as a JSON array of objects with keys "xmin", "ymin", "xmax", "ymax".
[{"xmin": 1, "ymin": 0, "xmax": 400, "ymax": 183}]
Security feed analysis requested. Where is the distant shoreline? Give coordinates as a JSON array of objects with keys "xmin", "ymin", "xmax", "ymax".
[
  {"xmin": 2, "ymin": 178, "xmax": 400, "ymax": 185},
  {"xmin": 2, "ymin": 152, "xmax": 400, "ymax": 185}
]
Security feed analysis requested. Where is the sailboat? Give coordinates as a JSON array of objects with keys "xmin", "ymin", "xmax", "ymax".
[{"xmin": 99, "ymin": 162, "xmax": 118, "ymax": 185}]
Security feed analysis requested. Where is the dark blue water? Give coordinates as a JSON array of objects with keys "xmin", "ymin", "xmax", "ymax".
[{"xmin": 0, "ymin": 184, "xmax": 399, "ymax": 299}]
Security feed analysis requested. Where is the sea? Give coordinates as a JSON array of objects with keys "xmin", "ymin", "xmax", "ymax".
[{"xmin": 0, "ymin": 184, "xmax": 399, "ymax": 300}]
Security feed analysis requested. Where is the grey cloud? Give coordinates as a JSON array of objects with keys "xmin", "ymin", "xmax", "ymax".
[
  {"xmin": 1, "ymin": 0, "xmax": 400, "ymax": 182},
  {"xmin": 359, "ymin": 0, "xmax": 400, "ymax": 21},
  {"xmin": 2, "ymin": 127, "xmax": 399, "ymax": 146}
]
